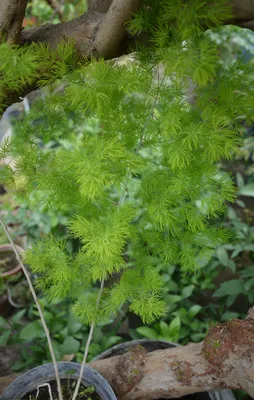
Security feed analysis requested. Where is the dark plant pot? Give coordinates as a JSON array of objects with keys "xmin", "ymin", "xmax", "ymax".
[
  {"xmin": 1, "ymin": 361, "xmax": 117, "ymax": 400},
  {"xmin": 93, "ymin": 339, "xmax": 236, "ymax": 400}
]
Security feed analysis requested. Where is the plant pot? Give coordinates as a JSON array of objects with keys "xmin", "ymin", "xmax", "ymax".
[
  {"xmin": 1, "ymin": 361, "xmax": 117, "ymax": 400},
  {"xmin": 93, "ymin": 339, "xmax": 236, "ymax": 400},
  {"xmin": 0, "ymin": 243, "xmax": 24, "ymax": 278}
]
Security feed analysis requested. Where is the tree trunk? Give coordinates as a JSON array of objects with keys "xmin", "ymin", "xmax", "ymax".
[
  {"xmin": 88, "ymin": 312, "xmax": 254, "ymax": 399},
  {"xmin": 0, "ymin": 0, "xmax": 28, "ymax": 43}
]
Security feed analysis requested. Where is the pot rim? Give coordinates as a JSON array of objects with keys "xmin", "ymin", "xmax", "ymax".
[
  {"xmin": 1, "ymin": 361, "xmax": 117, "ymax": 400},
  {"xmin": 92, "ymin": 338, "xmax": 180, "ymax": 361}
]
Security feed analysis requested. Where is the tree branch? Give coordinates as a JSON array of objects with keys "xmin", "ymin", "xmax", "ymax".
[
  {"xmin": 46, "ymin": 0, "xmax": 65, "ymax": 22},
  {"xmin": 19, "ymin": 0, "xmax": 254, "ymax": 53},
  {"xmin": 21, "ymin": 12, "xmax": 103, "ymax": 50},
  {"xmin": 1, "ymin": 0, "xmax": 254, "ymax": 116},
  {"xmin": 93, "ymin": 0, "xmax": 140, "ymax": 58},
  {"xmin": 88, "ymin": 313, "xmax": 254, "ymax": 399},
  {"xmin": 20, "ymin": 0, "xmax": 141, "ymax": 58}
]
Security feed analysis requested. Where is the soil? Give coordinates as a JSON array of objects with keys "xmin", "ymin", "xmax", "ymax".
[
  {"xmin": 0, "ymin": 291, "xmax": 12, "ymax": 316},
  {"xmin": 22, "ymin": 379, "xmax": 102, "ymax": 400},
  {"xmin": 0, "ymin": 346, "xmax": 21, "ymax": 377}
]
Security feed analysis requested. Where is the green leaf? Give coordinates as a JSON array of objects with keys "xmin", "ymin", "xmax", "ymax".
[
  {"xmin": 243, "ymin": 244, "xmax": 254, "ymax": 252},
  {"xmin": 227, "ymin": 207, "xmax": 237, "ymax": 220},
  {"xmin": 236, "ymin": 199, "xmax": 245, "ymax": 208},
  {"xmin": 168, "ymin": 316, "xmax": 181, "ymax": 336},
  {"xmin": 226, "ymin": 295, "xmax": 237, "ymax": 308},
  {"xmin": 0, "ymin": 316, "xmax": 8, "ymax": 328},
  {"xmin": 74, "ymin": 332, "xmax": 84, "ymax": 339},
  {"xmin": 0, "ymin": 165, "xmax": 14, "ymax": 184},
  {"xmin": 231, "ymin": 245, "xmax": 242, "ymax": 258},
  {"xmin": 242, "ymin": 266, "xmax": 254, "ymax": 278},
  {"xmin": 236, "ymin": 172, "xmax": 245, "ymax": 188},
  {"xmin": 52, "ymin": 342, "xmax": 62, "ymax": 361},
  {"xmin": 19, "ymin": 320, "xmax": 45, "ymax": 341},
  {"xmin": 97, "ymin": 317, "xmax": 115, "ymax": 327},
  {"xmin": 104, "ymin": 336, "xmax": 121, "ymax": 349},
  {"xmin": 58, "ymin": 336, "xmax": 80, "ymax": 355},
  {"xmin": 59, "ymin": 327, "xmax": 68, "ymax": 338},
  {"xmin": 0, "ymin": 330, "xmax": 11, "ymax": 345},
  {"xmin": 216, "ymin": 247, "xmax": 229, "ymax": 266},
  {"xmin": 221, "ymin": 311, "xmax": 240, "ymax": 321},
  {"xmin": 92, "ymin": 327, "xmax": 103, "ymax": 343},
  {"xmin": 160, "ymin": 321, "xmax": 170, "ymax": 337},
  {"xmin": 248, "ymin": 291, "xmax": 254, "ymax": 303},
  {"xmin": 189, "ymin": 305, "xmax": 202, "ymax": 318},
  {"xmin": 136, "ymin": 326, "xmax": 158, "ymax": 340},
  {"xmin": 88, "ymin": 343, "xmax": 101, "ymax": 356},
  {"xmin": 213, "ymin": 280, "xmax": 244, "ymax": 298},
  {"xmin": 227, "ymin": 260, "xmax": 236, "ymax": 273},
  {"xmin": 67, "ymin": 312, "xmax": 83, "ymax": 335},
  {"xmin": 167, "ymin": 295, "xmax": 182, "ymax": 303},
  {"xmin": 128, "ymin": 329, "xmax": 138, "ymax": 340},
  {"xmin": 244, "ymin": 278, "xmax": 254, "ymax": 292},
  {"xmin": 238, "ymin": 183, "xmax": 254, "ymax": 197},
  {"xmin": 11, "ymin": 309, "xmax": 27, "ymax": 325},
  {"xmin": 12, "ymin": 360, "xmax": 29, "ymax": 371},
  {"xmin": 51, "ymin": 319, "xmax": 65, "ymax": 333},
  {"xmin": 191, "ymin": 333, "xmax": 205, "ymax": 342},
  {"xmin": 181, "ymin": 285, "xmax": 194, "ymax": 299}
]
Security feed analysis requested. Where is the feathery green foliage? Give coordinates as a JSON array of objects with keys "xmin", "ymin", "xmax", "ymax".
[{"xmin": 1, "ymin": 0, "xmax": 254, "ymax": 325}]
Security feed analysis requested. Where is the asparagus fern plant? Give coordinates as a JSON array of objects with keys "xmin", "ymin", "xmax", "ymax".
[{"xmin": 0, "ymin": 0, "xmax": 254, "ymax": 399}]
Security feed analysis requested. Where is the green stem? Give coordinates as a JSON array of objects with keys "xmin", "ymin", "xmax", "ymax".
[{"xmin": 72, "ymin": 278, "xmax": 105, "ymax": 400}]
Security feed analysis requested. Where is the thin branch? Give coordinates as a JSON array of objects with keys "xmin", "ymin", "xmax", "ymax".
[
  {"xmin": 93, "ymin": 0, "xmax": 140, "ymax": 58},
  {"xmin": 46, "ymin": 0, "xmax": 65, "ymax": 22},
  {"xmin": 7, "ymin": 286, "xmax": 23, "ymax": 308},
  {"xmin": 0, "ymin": 219, "xmax": 64, "ymax": 400},
  {"xmin": 72, "ymin": 278, "xmax": 105, "ymax": 400}
]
